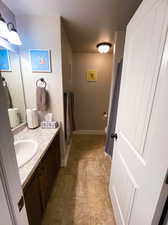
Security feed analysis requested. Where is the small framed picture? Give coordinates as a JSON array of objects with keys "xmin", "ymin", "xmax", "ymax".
[
  {"xmin": 29, "ymin": 49, "xmax": 51, "ymax": 73},
  {"xmin": 86, "ymin": 70, "xmax": 97, "ymax": 82},
  {"xmin": 0, "ymin": 49, "xmax": 11, "ymax": 72}
]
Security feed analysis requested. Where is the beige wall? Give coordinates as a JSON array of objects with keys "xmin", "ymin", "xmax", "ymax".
[
  {"xmin": 72, "ymin": 53, "xmax": 113, "ymax": 131},
  {"xmin": 61, "ymin": 24, "xmax": 73, "ymax": 92},
  {"xmin": 16, "ymin": 15, "xmax": 66, "ymax": 165}
]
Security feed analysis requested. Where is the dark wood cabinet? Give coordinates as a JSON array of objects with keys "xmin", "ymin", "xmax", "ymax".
[
  {"xmin": 38, "ymin": 162, "xmax": 49, "ymax": 210},
  {"xmin": 23, "ymin": 133, "xmax": 60, "ymax": 225},
  {"xmin": 24, "ymin": 173, "xmax": 43, "ymax": 225},
  {"xmin": 39, "ymin": 134, "xmax": 60, "ymax": 210}
]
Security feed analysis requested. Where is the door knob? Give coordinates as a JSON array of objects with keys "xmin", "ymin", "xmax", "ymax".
[{"xmin": 111, "ymin": 133, "xmax": 118, "ymax": 140}]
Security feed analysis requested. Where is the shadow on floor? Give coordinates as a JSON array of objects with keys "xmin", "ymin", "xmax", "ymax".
[{"xmin": 41, "ymin": 134, "xmax": 116, "ymax": 225}]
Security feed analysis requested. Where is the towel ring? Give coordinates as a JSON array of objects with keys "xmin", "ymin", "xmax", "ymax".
[{"xmin": 36, "ymin": 78, "xmax": 47, "ymax": 88}]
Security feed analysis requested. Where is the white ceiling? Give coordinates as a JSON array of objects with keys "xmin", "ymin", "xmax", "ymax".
[{"xmin": 3, "ymin": 0, "xmax": 142, "ymax": 52}]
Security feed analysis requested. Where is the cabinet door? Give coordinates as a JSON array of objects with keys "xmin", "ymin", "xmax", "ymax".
[
  {"xmin": 39, "ymin": 134, "xmax": 61, "ymax": 210},
  {"xmin": 53, "ymin": 134, "xmax": 61, "ymax": 172},
  {"xmin": 24, "ymin": 174, "xmax": 43, "ymax": 225},
  {"xmin": 38, "ymin": 150, "xmax": 54, "ymax": 209},
  {"xmin": 38, "ymin": 164, "xmax": 48, "ymax": 210},
  {"xmin": 47, "ymin": 135, "xmax": 60, "ymax": 189}
]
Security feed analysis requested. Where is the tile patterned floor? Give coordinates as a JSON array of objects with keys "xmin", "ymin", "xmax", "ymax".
[{"xmin": 42, "ymin": 134, "xmax": 116, "ymax": 225}]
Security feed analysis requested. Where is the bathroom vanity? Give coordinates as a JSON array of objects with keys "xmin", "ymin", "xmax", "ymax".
[
  {"xmin": 14, "ymin": 127, "xmax": 60, "ymax": 225},
  {"xmin": 0, "ymin": 39, "xmax": 62, "ymax": 225}
]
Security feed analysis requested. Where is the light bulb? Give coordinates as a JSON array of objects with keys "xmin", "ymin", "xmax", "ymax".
[
  {"xmin": 8, "ymin": 29, "xmax": 22, "ymax": 45},
  {"xmin": 7, "ymin": 23, "xmax": 22, "ymax": 46},
  {"xmin": 0, "ymin": 16, "xmax": 9, "ymax": 40},
  {"xmin": 96, "ymin": 42, "xmax": 112, "ymax": 54}
]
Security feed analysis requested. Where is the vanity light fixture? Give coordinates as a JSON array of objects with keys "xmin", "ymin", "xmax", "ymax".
[
  {"xmin": 0, "ymin": 13, "xmax": 9, "ymax": 40},
  {"xmin": 7, "ymin": 23, "xmax": 22, "ymax": 46},
  {"xmin": 96, "ymin": 42, "xmax": 112, "ymax": 54}
]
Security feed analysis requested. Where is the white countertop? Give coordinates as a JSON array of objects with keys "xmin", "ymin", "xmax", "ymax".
[{"xmin": 14, "ymin": 127, "xmax": 60, "ymax": 188}]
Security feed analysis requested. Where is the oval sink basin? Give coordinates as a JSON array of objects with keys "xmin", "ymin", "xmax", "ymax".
[{"xmin": 14, "ymin": 140, "xmax": 38, "ymax": 168}]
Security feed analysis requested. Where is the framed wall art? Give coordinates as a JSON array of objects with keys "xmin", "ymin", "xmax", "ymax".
[
  {"xmin": 0, "ymin": 49, "xmax": 11, "ymax": 72},
  {"xmin": 86, "ymin": 70, "xmax": 97, "ymax": 82},
  {"xmin": 29, "ymin": 49, "xmax": 51, "ymax": 73}
]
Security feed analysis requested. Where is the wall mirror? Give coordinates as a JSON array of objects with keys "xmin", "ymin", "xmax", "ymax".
[{"xmin": 0, "ymin": 47, "xmax": 26, "ymax": 129}]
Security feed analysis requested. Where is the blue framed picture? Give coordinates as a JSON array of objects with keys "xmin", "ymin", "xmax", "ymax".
[
  {"xmin": 0, "ymin": 49, "xmax": 11, "ymax": 72},
  {"xmin": 29, "ymin": 49, "xmax": 51, "ymax": 73}
]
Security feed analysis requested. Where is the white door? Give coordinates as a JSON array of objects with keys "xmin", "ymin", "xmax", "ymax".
[
  {"xmin": 0, "ymin": 77, "xmax": 29, "ymax": 225},
  {"xmin": 0, "ymin": 175, "xmax": 13, "ymax": 225},
  {"xmin": 109, "ymin": 0, "xmax": 168, "ymax": 225}
]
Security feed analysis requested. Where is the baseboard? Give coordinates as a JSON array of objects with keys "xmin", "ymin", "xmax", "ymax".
[
  {"xmin": 73, "ymin": 130, "xmax": 105, "ymax": 135},
  {"xmin": 61, "ymin": 139, "xmax": 72, "ymax": 167},
  {"xmin": 104, "ymin": 151, "xmax": 112, "ymax": 160}
]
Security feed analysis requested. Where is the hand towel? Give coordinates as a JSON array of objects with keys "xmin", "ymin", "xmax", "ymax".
[
  {"xmin": 36, "ymin": 87, "xmax": 48, "ymax": 112},
  {"xmin": 64, "ymin": 91, "xmax": 75, "ymax": 144}
]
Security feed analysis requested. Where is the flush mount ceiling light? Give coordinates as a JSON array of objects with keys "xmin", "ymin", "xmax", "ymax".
[
  {"xmin": 7, "ymin": 23, "xmax": 22, "ymax": 46},
  {"xmin": 96, "ymin": 42, "xmax": 112, "ymax": 54},
  {"xmin": 0, "ymin": 13, "xmax": 9, "ymax": 40}
]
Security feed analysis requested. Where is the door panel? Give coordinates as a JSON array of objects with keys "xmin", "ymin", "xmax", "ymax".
[
  {"xmin": 118, "ymin": 0, "xmax": 168, "ymax": 155},
  {"xmin": 109, "ymin": 1, "xmax": 168, "ymax": 225},
  {"xmin": 113, "ymin": 150, "xmax": 137, "ymax": 225},
  {"xmin": 0, "ymin": 176, "xmax": 13, "ymax": 225}
]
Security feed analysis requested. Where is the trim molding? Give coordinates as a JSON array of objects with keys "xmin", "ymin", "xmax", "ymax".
[
  {"xmin": 61, "ymin": 139, "xmax": 72, "ymax": 167},
  {"xmin": 73, "ymin": 130, "xmax": 105, "ymax": 135}
]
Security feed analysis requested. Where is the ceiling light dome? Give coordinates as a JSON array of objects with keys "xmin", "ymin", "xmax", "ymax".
[
  {"xmin": 7, "ymin": 23, "xmax": 22, "ymax": 46},
  {"xmin": 96, "ymin": 42, "xmax": 112, "ymax": 54}
]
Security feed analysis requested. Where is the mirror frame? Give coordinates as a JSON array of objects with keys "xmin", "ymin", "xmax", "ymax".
[{"xmin": 0, "ymin": 44, "xmax": 27, "ymax": 132}]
